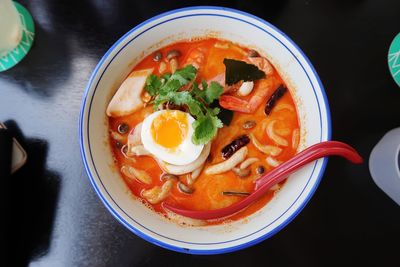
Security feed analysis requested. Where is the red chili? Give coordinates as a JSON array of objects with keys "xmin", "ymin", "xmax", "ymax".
[
  {"xmin": 221, "ymin": 135, "xmax": 250, "ymax": 159},
  {"xmin": 265, "ymin": 85, "xmax": 286, "ymax": 115}
]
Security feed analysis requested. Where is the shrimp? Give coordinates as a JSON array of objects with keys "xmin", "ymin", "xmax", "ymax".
[
  {"xmin": 180, "ymin": 46, "xmax": 209, "ymax": 91},
  {"xmin": 184, "ymin": 46, "xmax": 208, "ymax": 69},
  {"xmin": 208, "ymin": 72, "xmax": 225, "ymax": 85},
  {"xmin": 215, "ymin": 56, "xmax": 274, "ymax": 103},
  {"xmin": 207, "ymin": 73, "xmax": 242, "ymax": 93},
  {"xmin": 219, "ymin": 78, "xmax": 274, "ymax": 113},
  {"xmin": 246, "ymin": 57, "xmax": 274, "ymax": 75}
]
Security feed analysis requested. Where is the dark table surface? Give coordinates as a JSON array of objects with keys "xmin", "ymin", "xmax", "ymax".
[{"xmin": 1, "ymin": 0, "xmax": 400, "ymax": 266}]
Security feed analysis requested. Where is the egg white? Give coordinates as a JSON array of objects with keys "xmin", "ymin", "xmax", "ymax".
[{"xmin": 141, "ymin": 110, "xmax": 204, "ymax": 165}]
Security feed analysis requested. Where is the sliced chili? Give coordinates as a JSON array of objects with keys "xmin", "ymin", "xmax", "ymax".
[
  {"xmin": 221, "ymin": 135, "xmax": 250, "ymax": 159},
  {"xmin": 265, "ymin": 84, "xmax": 287, "ymax": 115}
]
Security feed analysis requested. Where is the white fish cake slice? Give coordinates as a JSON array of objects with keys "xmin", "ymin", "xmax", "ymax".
[{"xmin": 106, "ymin": 68, "xmax": 153, "ymax": 117}]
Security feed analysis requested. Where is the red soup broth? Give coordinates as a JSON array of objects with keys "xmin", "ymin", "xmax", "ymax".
[{"xmin": 108, "ymin": 38, "xmax": 300, "ymax": 225}]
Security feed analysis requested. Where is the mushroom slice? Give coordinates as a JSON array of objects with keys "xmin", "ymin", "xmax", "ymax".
[
  {"xmin": 187, "ymin": 164, "xmax": 204, "ymax": 186},
  {"xmin": 205, "ymin": 146, "xmax": 248, "ymax": 175},
  {"xmin": 240, "ymin": 157, "xmax": 259, "ymax": 169},
  {"xmin": 275, "ymin": 127, "xmax": 291, "ymax": 137},
  {"xmin": 142, "ymin": 180, "xmax": 173, "ymax": 204},
  {"xmin": 292, "ymin": 128, "xmax": 300, "ymax": 150},
  {"xmin": 249, "ymin": 133, "xmax": 282, "ymax": 156},
  {"xmin": 266, "ymin": 156, "xmax": 281, "ymax": 167},
  {"xmin": 169, "ymin": 58, "xmax": 178, "ymax": 73},
  {"xmin": 178, "ymin": 182, "xmax": 194, "ymax": 194},
  {"xmin": 110, "ymin": 130, "xmax": 125, "ymax": 142},
  {"xmin": 266, "ymin": 120, "xmax": 289, "ymax": 147},
  {"xmin": 106, "ymin": 68, "xmax": 153, "ymax": 117},
  {"xmin": 121, "ymin": 165, "xmax": 152, "ymax": 184},
  {"xmin": 232, "ymin": 167, "xmax": 251, "ymax": 178}
]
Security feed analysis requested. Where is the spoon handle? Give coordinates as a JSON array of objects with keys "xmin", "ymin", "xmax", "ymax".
[
  {"xmin": 163, "ymin": 141, "xmax": 363, "ymax": 220},
  {"xmin": 255, "ymin": 141, "xmax": 362, "ymax": 189}
]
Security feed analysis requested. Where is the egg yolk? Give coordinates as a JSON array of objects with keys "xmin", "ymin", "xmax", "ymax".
[{"xmin": 151, "ymin": 110, "xmax": 188, "ymax": 149}]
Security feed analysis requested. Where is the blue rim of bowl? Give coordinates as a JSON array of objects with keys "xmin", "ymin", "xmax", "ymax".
[{"xmin": 79, "ymin": 6, "xmax": 332, "ymax": 255}]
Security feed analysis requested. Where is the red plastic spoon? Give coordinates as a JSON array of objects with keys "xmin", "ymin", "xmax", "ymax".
[
  {"xmin": 162, "ymin": 141, "xmax": 363, "ymax": 220},
  {"xmin": 255, "ymin": 141, "xmax": 360, "ymax": 189}
]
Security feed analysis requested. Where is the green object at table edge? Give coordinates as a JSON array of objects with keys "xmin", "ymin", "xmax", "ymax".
[
  {"xmin": 388, "ymin": 32, "xmax": 400, "ymax": 87},
  {"xmin": 0, "ymin": 2, "xmax": 35, "ymax": 72}
]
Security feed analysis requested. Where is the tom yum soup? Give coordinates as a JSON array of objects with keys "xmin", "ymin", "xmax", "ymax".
[{"xmin": 107, "ymin": 38, "xmax": 300, "ymax": 225}]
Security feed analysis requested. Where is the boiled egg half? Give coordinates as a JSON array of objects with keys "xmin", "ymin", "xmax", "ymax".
[{"xmin": 141, "ymin": 110, "xmax": 204, "ymax": 165}]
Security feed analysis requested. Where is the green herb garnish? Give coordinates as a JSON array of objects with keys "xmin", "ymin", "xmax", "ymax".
[
  {"xmin": 210, "ymin": 100, "xmax": 234, "ymax": 126},
  {"xmin": 192, "ymin": 109, "xmax": 223, "ymax": 145},
  {"xmin": 223, "ymin": 58, "xmax": 266, "ymax": 85},
  {"xmin": 144, "ymin": 65, "xmax": 225, "ymax": 145},
  {"xmin": 145, "ymin": 74, "xmax": 162, "ymax": 96},
  {"xmin": 191, "ymin": 81, "xmax": 224, "ymax": 104}
]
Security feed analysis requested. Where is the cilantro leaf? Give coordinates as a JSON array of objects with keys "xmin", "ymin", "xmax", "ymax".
[
  {"xmin": 170, "ymin": 65, "xmax": 197, "ymax": 83},
  {"xmin": 191, "ymin": 82, "xmax": 204, "ymax": 99},
  {"xmin": 185, "ymin": 98, "xmax": 203, "ymax": 117},
  {"xmin": 205, "ymin": 81, "xmax": 224, "ymax": 104},
  {"xmin": 192, "ymin": 112, "xmax": 223, "ymax": 145},
  {"xmin": 191, "ymin": 80, "xmax": 223, "ymax": 104},
  {"xmin": 168, "ymin": 91, "xmax": 192, "ymax": 105},
  {"xmin": 145, "ymin": 74, "xmax": 162, "ymax": 96},
  {"xmin": 152, "ymin": 93, "xmax": 171, "ymax": 108},
  {"xmin": 161, "ymin": 73, "xmax": 171, "ymax": 81},
  {"xmin": 157, "ymin": 66, "xmax": 197, "ymax": 95},
  {"xmin": 147, "ymin": 64, "xmax": 224, "ymax": 145},
  {"xmin": 159, "ymin": 79, "xmax": 183, "ymax": 95},
  {"xmin": 209, "ymin": 107, "xmax": 220, "ymax": 116},
  {"xmin": 153, "ymin": 90, "xmax": 204, "ymax": 117}
]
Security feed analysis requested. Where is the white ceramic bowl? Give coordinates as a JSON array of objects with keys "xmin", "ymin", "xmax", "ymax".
[{"xmin": 79, "ymin": 6, "xmax": 331, "ymax": 254}]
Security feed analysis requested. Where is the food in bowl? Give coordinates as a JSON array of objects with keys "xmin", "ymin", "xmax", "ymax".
[
  {"xmin": 80, "ymin": 6, "xmax": 332, "ymax": 254},
  {"xmin": 106, "ymin": 38, "xmax": 300, "ymax": 225}
]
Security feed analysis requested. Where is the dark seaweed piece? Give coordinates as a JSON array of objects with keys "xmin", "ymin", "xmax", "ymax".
[
  {"xmin": 222, "ymin": 191, "xmax": 250, "ymax": 196},
  {"xmin": 210, "ymin": 100, "xmax": 233, "ymax": 126},
  {"xmin": 265, "ymin": 85, "xmax": 287, "ymax": 115},
  {"xmin": 223, "ymin": 58, "xmax": 266, "ymax": 85},
  {"xmin": 221, "ymin": 135, "xmax": 250, "ymax": 159},
  {"xmin": 218, "ymin": 108, "xmax": 233, "ymax": 126}
]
